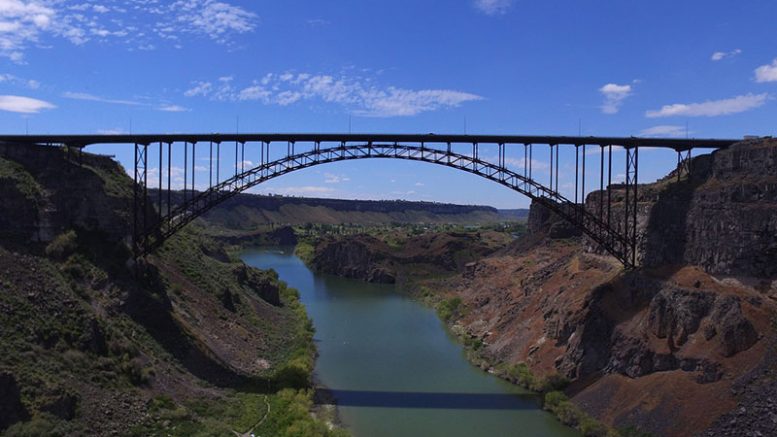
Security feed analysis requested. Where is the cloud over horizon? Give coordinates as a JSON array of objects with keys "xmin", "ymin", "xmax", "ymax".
[
  {"xmin": 184, "ymin": 72, "xmax": 483, "ymax": 117},
  {"xmin": 638, "ymin": 125, "xmax": 690, "ymax": 137},
  {"xmin": 0, "ymin": 94, "xmax": 55, "ymax": 113},
  {"xmin": 645, "ymin": 93, "xmax": 768, "ymax": 118}
]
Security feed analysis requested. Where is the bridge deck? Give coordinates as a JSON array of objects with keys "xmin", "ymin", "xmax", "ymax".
[{"xmin": 0, "ymin": 133, "xmax": 742, "ymax": 151}]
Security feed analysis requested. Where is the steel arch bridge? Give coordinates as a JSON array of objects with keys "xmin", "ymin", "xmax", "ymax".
[{"xmin": 0, "ymin": 133, "xmax": 740, "ymax": 268}]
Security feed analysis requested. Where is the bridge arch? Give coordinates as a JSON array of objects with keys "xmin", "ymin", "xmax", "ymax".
[{"xmin": 148, "ymin": 143, "xmax": 633, "ymax": 266}]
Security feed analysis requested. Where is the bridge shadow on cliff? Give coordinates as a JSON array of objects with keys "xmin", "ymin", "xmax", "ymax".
[
  {"xmin": 642, "ymin": 154, "xmax": 714, "ymax": 275},
  {"xmin": 123, "ymin": 265, "xmax": 278, "ymax": 393},
  {"xmin": 314, "ymin": 388, "xmax": 541, "ymax": 410}
]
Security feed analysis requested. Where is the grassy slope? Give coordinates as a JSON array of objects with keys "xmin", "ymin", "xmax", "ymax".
[{"xmin": 0, "ymin": 151, "xmax": 345, "ymax": 436}]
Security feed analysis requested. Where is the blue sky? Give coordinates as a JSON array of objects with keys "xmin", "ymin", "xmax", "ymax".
[{"xmin": 1, "ymin": 0, "xmax": 776, "ymax": 208}]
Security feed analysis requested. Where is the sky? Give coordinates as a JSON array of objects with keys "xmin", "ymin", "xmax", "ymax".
[{"xmin": 0, "ymin": 0, "xmax": 776, "ymax": 208}]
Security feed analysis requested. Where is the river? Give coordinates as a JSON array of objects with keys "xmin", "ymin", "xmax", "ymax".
[{"xmin": 241, "ymin": 247, "xmax": 577, "ymax": 437}]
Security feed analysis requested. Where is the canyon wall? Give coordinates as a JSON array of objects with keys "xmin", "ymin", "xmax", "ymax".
[{"xmin": 584, "ymin": 139, "xmax": 777, "ymax": 279}]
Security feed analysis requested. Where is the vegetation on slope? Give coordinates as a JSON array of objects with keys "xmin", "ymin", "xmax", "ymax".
[{"xmin": 0, "ymin": 149, "xmax": 345, "ymax": 436}]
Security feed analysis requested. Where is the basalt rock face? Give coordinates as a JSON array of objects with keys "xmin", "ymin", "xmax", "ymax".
[
  {"xmin": 309, "ymin": 231, "xmax": 508, "ymax": 284},
  {"xmin": 311, "ymin": 235, "xmax": 397, "ymax": 283},
  {"xmin": 441, "ymin": 182, "xmax": 777, "ymax": 436},
  {"xmin": 585, "ymin": 139, "xmax": 777, "ymax": 278},
  {"xmin": 527, "ymin": 200, "xmax": 582, "ymax": 240},
  {"xmin": 544, "ymin": 272, "xmax": 760, "ymax": 384},
  {"xmin": 0, "ymin": 144, "xmax": 133, "ymax": 245},
  {"xmin": 234, "ymin": 264, "xmax": 282, "ymax": 306}
]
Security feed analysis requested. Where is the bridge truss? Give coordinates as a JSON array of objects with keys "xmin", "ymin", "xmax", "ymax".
[{"xmin": 0, "ymin": 134, "xmax": 738, "ymax": 268}]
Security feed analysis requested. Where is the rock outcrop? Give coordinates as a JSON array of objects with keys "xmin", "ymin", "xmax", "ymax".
[
  {"xmin": 527, "ymin": 200, "xmax": 582, "ymax": 239},
  {"xmin": 310, "ymin": 235, "xmax": 397, "ymax": 283},
  {"xmin": 585, "ymin": 139, "xmax": 777, "ymax": 278},
  {"xmin": 0, "ymin": 144, "xmax": 133, "ymax": 244},
  {"xmin": 309, "ymin": 231, "xmax": 510, "ymax": 284},
  {"xmin": 431, "ymin": 140, "xmax": 777, "ymax": 436}
]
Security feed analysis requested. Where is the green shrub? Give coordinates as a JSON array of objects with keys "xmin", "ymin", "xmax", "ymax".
[
  {"xmin": 120, "ymin": 357, "xmax": 152, "ymax": 386},
  {"xmin": 254, "ymin": 389, "xmax": 347, "ymax": 437},
  {"xmin": 580, "ymin": 416, "xmax": 610, "ymax": 437},
  {"xmin": 45, "ymin": 231, "xmax": 78, "ymax": 259},
  {"xmin": 538, "ymin": 373, "xmax": 571, "ymax": 392},
  {"xmin": 294, "ymin": 241, "xmax": 315, "ymax": 264},
  {"xmin": 273, "ymin": 358, "xmax": 311, "ymax": 389},
  {"xmin": 437, "ymin": 297, "xmax": 463, "ymax": 321},
  {"xmin": 4, "ymin": 413, "xmax": 74, "ymax": 437},
  {"xmin": 543, "ymin": 390, "xmax": 568, "ymax": 410},
  {"xmin": 0, "ymin": 157, "xmax": 43, "ymax": 201},
  {"xmin": 555, "ymin": 401, "xmax": 581, "ymax": 427},
  {"xmin": 507, "ymin": 362, "xmax": 537, "ymax": 388},
  {"xmin": 544, "ymin": 391, "xmax": 614, "ymax": 436}
]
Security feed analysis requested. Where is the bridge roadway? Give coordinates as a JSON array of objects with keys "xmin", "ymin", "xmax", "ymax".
[{"xmin": 0, "ymin": 133, "xmax": 742, "ymax": 151}]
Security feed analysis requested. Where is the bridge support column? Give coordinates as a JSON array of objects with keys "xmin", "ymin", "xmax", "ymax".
[
  {"xmin": 677, "ymin": 149, "xmax": 692, "ymax": 182},
  {"xmin": 624, "ymin": 146, "xmax": 639, "ymax": 267},
  {"xmin": 133, "ymin": 142, "xmax": 149, "ymax": 259}
]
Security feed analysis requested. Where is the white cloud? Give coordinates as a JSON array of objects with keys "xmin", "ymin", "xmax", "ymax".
[
  {"xmin": 0, "ymin": 0, "xmax": 55, "ymax": 61},
  {"xmin": 356, "ymin": 88, "xmax": 482, "ymax": 117},
  {"xmin": 157, "ymin": 103, "xmax": 189, "ymax": 112},
  {"xmin": 62, "ymin": 91, "xmax": 141, "ymax": 106},
  {"xmin": 186, "ymin": 72, "xmax": 482, "ymax": 117},
  {"xmin": 324, "ymin": 173, "xmax": 350, "ymax": 184},
  {"xmin": 96, "ymin": 128, "xmax": 127, "ymax": 135},
  {"xmin": 645, "ymin": 93, "xmax": 768, "ymax": 118},
  {"xmin": 755, "ymin": 59, "xmax": 777, "ymax": 83},
  {"xmin": 711, "ymin": 49, "xmax": 741, "ymax": 61},
  {"xmin": 0, "ymin": 0, "xmax": 258, "ymax": 60},
  {"xmin": 234, "ymin": 160, "xmax": 254, "ymax": 169},
  {"xmin": 0, "ymin": 72, "xmax": 40, "ymax": 89},
  {"xmin": 237, "ymin": 85, "xmax": 271, "ymax": 102},
  {"xmin": 599, "ymin": 83, "xmax": 632, "ymax": 114},
  {"xmin": 474, "ymin": 0, "xmax": 512, "ymax": 15},
  {"xmin": 169, "ymin": 0, "xmax": 257, "ymax": 43},
  {"xmin": 0, "ymin": 94, "xmax": 55, "ymax": 113},
  {"xmin": 638, "ymin": 125, "xmax": 690, "ymax": 138},
  {"xmin": 184, "ymin": 81, "xmax": 213, "ymax": 97},
  {"xmin": 63, "ymin": 91, "xmax": 187, "ymax": 112}
]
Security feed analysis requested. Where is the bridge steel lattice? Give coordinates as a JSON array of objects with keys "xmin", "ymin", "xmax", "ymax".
[{"xmin": 0, "ymin": 134, "xmax": 739, "ymax": 268}]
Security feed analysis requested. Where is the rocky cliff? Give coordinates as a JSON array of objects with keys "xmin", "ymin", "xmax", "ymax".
[
  {"xmin": 584, "ymin": 139, "xmax": 777, "ymax": 279},
  {"xmin": 0, "ymin": 144, "xmax": 132, "ymax": 244},
  {"xmin": 309, "ymin": 230, "xmax": 512, "ymax": 284},
  {"xmin": 437, "ymin": 139, "xmax": 777, "ymax": 436}
]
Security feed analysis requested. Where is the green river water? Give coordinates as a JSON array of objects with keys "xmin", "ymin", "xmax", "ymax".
[{"xmin": 241, "ymin": 247, "xmax": 577, "ymax": 437}]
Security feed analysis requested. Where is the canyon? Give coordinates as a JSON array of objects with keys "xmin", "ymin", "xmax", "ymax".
[{"xmin": 305, "ymin": 138, "xmax": 777, "ymax": 436}]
